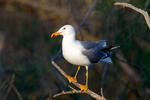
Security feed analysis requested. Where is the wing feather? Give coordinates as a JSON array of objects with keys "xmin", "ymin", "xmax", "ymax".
[{"xmin": 79, "ymin": 40, "xmax": 108, "ymax": 63}]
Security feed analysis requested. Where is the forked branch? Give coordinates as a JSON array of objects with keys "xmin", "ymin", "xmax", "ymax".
[{"xmin": 51, "ymin": 61, "xmax": 106, "ymax": 100}]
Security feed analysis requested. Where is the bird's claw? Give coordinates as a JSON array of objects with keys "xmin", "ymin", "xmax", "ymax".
[
  {"xmin": 66, "ymin": 75, "xmax": 77, "ymax": 83},
  {"xmin": 79, "ymin": 84, "xmax": 88, "ymax": 91}
]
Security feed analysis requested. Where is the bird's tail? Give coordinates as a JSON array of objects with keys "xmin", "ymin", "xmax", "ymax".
[
  {"xmin": 101, "ymin": 45, "xmax": 120, "ymax": 51},
  {"xmin": 99, "ymin": 45, "xmax": 120, "ymax": 64}
]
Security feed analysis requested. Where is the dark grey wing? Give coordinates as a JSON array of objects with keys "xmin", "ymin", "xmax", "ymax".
[
  {"xmin": 79, "ymin": 40, "xmax": 108, "ymax": 63},
  {"xmin": 82, "ymin": 46, "xmax": 107, "ymax": 63}
]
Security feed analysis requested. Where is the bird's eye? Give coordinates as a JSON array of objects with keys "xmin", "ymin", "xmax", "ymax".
[{"xmin": 63, "ymin": 27, "xmax": 66, "ymax": 30}]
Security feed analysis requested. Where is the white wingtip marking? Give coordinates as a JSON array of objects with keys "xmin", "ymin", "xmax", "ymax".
[{"xmin": 111, "ymin": 46, "xmax": 120, "ymax": 50}]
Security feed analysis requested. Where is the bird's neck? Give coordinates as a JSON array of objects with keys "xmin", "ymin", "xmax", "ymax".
[
  {"xmin": 62, "ymin": 34, "xmax": 76, "ymax": 51},
  {"xmin": 63, "ymin": 34, "xmax": 76, "ymax": 42}
]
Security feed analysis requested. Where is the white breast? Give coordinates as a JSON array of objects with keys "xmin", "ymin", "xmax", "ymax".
[{"xmin": 62, "ymin": 38, "xmax": 90, "ymax": 66}]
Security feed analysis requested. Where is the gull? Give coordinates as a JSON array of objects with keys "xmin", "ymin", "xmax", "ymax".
[{"xmin": 51, "ymin": 25, "xmax": 119, "ymax": 91}]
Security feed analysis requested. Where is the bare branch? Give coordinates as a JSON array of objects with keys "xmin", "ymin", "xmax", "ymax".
[
  {"xmin": 114, "ymin": 2, "xmax": 150, "ymax": 29},
  {"xmin": 51, "ymin": 61, "xmax": 106, "ymax": 100}
]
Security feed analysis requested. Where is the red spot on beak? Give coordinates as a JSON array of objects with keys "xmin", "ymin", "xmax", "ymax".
[{"xmin": 51, "ymin": 34, "xmax": 56, "ymax": 38}]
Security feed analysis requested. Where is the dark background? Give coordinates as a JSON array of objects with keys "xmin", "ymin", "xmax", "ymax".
[{"xmin": 0, "ymin": 0, "xmax": 150, "ymax": 100}]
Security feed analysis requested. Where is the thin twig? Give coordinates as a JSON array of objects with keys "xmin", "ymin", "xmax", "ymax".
[
  {"xmin": 69, "ymin": 0, "xmax": 98, "ymax": 39},
  {"xmin": 101, "ymin": 88, "xmax": 104, "ymax": 97},
  {"xmin": 69, "ymin": 0, "xmax": 80, "ymax": 25},
  {"xmin": 76, "ymin": 0, "xmax": 98, "ymax": 32},
  {"xmin": 114, "ymin": 2, "xmax": 150, "ymax": 29},
  {"xmin": 100, "ymin": 64, "xmax": 108, "ymax": 89},
  {"xmin": 69, "ymin": 0, "xmax": 83, "ymax": 40},
  {"xmin": 144, "ymin": 0, "xmax": 150, "ymax": 10},
  {"xmin": 68, "ymin": 85, "xmax": 76, "ymax": 90},
  {"xmin": 106, "ymin": 0, "xmax": 130, "ymax": 42},
  {"xmin": 2, "ymin": 74, "xmax": 15, "ymax": 100},
  {"xmin": 0, "ymin": 78, "xmax": 9, "ymax": 98},
  {"xmin": 53, "ymin": 90, "xmax": 86, "ymax": 98},
  {"xmin": 116, "ymin": 52, "xmax": 141, "ymax": 82},
  {"xmin": 12, "ymin": 85, "xmax": 24, "ymax": 100},
  {"xmin": 51, "ymin": 61, "xmax": 106, "ymax": 100},
  {"xmin": 0, "ymin": 78, "xmax": 9, "ymax": 91}
]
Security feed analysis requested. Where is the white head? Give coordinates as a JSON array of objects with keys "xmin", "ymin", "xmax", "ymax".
[{"xmin": 51, "ymin": 25, "xmax": 76, "ymax": 38}]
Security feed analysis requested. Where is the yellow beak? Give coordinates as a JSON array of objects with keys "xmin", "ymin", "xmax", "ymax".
[{"xmin": 51, "ymin": 32, "xmax": 61, "ymax": 38}]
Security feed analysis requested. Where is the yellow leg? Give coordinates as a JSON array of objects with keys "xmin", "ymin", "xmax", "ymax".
[
  {"xmin": 74, "ymin": 66, "xmax": 80, "ymax": 78},
  {"xmin": 67, "ymin": 66, "xmax": 80, "ymax": 83},
  {"xmin": 79, "ymin": 66, "xmax": 88, "ymax": 91}
]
